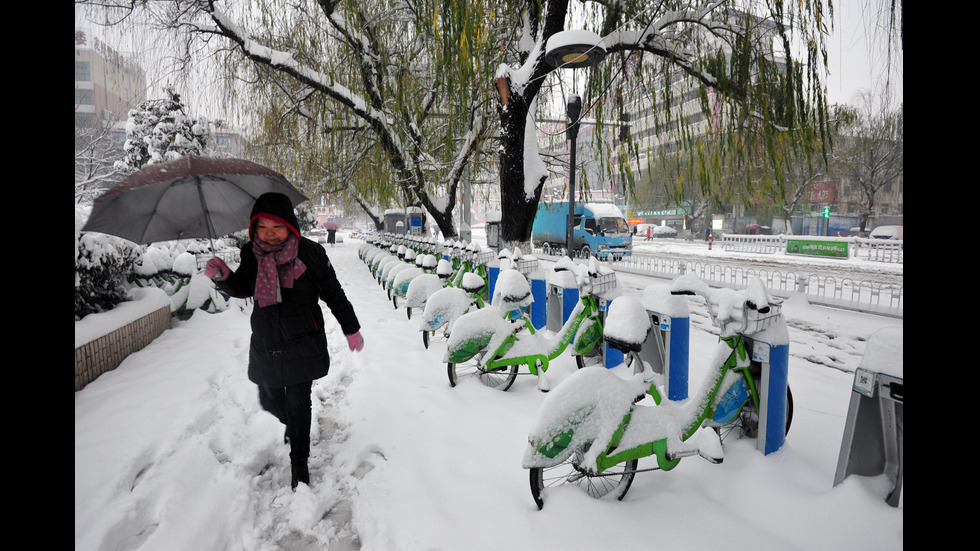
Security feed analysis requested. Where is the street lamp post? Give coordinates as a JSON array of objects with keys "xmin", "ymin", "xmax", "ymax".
[
  {"xmin": 565, "ymin": 95, "xmax": 582, "ymax": 258},
  {"xmin": 544, "ymin": 29, "xmax": 606, "ymax": 258}
]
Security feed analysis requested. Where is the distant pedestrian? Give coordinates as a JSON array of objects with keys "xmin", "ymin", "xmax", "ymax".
[
  {"xmin": 645, "ymin": 227, "xmax": 651, "ymax": 240},
  {"xmin": 205, "ymin": 192, "xmax": 364, "ymax": 490},
  {"xmin": 327, "ymin": 228, "xmax": 337, "ymax": 246}
]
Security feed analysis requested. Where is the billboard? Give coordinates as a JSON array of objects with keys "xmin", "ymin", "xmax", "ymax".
[
  {"xmin": 786, "ymin": 238, "xmax": 849, "ymax": 259},
  {"xmin": 808, "ymin": 181, "xmax": 839, "ymax": 203}
]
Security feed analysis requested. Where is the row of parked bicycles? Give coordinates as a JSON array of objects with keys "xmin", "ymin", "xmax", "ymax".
[{"xmin": 358, "ymin": 233, "xmax": 793, "ymax": 509}]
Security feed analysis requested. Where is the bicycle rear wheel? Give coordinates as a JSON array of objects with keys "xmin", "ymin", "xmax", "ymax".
[
  {"xmin": 574, "ymin": 346, "xmax": 603, "ymax": 369},
  {"xmin": 448, "ymin": 357, "xmax": 518, "ymax": 391},
  {"xmin": 576, "ymin": 349, "xmax": 641, "ymax": 373},
  {"xmin": 529, "ymin": 442, "xmax": 637, "ymax": 509},
  {"xmin": 716, "ymin": 382, "xmax": 794, "ymax": 442}
]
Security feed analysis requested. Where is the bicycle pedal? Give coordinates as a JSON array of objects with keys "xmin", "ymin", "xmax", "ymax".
[{"xmin": 699, "ymin": 452, "xmax": 724, "ymax": 465}]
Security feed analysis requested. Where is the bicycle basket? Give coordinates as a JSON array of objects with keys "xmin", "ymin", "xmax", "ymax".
[
  {"xmin": 726, "ymin": 298, "xmax": 783, "ymax": 334},
  {"xmin": 516, "ymin": 256, "xmax": 539, "ymax": 276},
  {"xmin": 476, "ymin": 249, "xmax": 496, "ymax": 266},
  {"xmin": 589, "ymin": 272, "xmax": 617, "ymax": 295}
]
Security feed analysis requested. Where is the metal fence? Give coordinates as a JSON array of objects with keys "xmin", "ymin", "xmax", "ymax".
[
  {"xmin": 194, "ymin": 250, "xmax": 241, "ymax": 270},
  {"xmin": 533, "ymin": 247, "xmax": 903, "ymax": 319},
  {"xmin": 720, "ymin": 234, "xmax": 903, "ymax": 264}
]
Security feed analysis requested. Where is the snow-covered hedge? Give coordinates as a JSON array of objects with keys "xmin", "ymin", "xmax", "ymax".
[
  {"xmin": 128, "ymin": 243, "xmax": 235, "ymax": 316},
  {"xmin": 75, "ymin": 204, "xmax": 239, "ymax": 320},
  {"xmin": 75, "ymin": 205, "xmax": 139, "ymax": 320}
]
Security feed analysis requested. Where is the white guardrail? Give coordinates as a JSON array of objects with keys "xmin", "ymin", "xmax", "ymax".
[
  {"xmin": 534, "ymin": 234, "xmax": 903, "ymax": 319},
  {"xmin": 720, "ymin": 234, "xmax": 903, "ymax": 264}
]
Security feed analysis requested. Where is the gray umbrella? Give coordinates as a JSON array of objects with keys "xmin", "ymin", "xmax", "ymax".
[{"xmin": 82, "ymin": 156, "xmax": 308, "ymax": 245}]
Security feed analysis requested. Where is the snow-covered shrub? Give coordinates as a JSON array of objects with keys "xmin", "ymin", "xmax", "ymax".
[
  {"xmin": 129, "ymin": 248, "xmax": 231, "ymax": 315},
  {"xmin": 75, "ymin": 205, "xmax": 140, "ymax": 320},
  {"xmin": 76, "ymin": 203, "xmax": 239, "ymax": 320},
  {"xmin": 115, "ymin": 88, "xmax": 210, "ymax": 174}
]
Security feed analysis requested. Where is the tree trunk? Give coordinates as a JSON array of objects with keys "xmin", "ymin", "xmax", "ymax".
[
  {"xmin": 428, "ymin": 208, "xmax": 457, "ymax": 240},
  {"xmin": 502, "ymin": 239, "xmax": 534, "ymax": 256},
  {"xmin": 497, "ymin": 87, "xmax": 545, "ymax": 246},
  {"xmin": 494, "ymin": 2, "xmax": 566, "ymax": 247}
]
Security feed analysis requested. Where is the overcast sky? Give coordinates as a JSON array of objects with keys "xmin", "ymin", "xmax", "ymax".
[
  {"xmin": 825, "ymin": 0, "xmax": 903, "ymax": 107},
  {"xmin": 78, "ymin": 0, "xmax": 902, "ymax": 119}
]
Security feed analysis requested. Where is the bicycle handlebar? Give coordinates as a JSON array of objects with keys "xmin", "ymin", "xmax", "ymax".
[
  {"xmin": 553, "ymin": 257, "xmax": 615, "ymax": 297},
  {"xmin": 670, "ymin": 275, "xmax": 776, "ymax": 335}
]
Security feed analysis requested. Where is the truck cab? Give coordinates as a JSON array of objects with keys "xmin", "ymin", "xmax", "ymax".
[{"xmin": 532, "ymin": 202, "xmax": 633, "ymax": 260}]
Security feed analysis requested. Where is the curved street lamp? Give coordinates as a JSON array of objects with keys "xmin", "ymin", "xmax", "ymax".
[{"xmin": 545, "ymin": 30, "xmax": 606, "ymax": 257}]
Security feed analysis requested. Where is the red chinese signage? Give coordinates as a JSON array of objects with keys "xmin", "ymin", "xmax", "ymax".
[{"xmin": 808, "ymin": 181, "xmax": 838, "ymax": 203}]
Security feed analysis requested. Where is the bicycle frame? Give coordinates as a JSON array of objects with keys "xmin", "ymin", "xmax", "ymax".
[{"xmin": 484, "ymin": 293, "xmax": 603, "ymax": 376}]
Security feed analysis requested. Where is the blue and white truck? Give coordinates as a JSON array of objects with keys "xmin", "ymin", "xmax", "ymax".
[{"xmin": 531, "ymin": 201, "xmax": 633, "ymax": 259}]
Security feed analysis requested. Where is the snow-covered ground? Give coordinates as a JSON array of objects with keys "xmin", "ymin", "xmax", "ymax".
[{"xmin": 75, "ymin": 236, "xmax": 903, "ymax": 551}]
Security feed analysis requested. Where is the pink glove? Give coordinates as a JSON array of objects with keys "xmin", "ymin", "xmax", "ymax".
[
  {"xmin": 346, "ymin": 332, "xmax": 364, "ymax": 352},
  {"xmin": 205, "ymin": 257, "xmax": 230, "ymax": 281}
]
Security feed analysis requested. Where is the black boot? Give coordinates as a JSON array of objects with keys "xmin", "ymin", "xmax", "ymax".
[
  {"xmin": 290, "ymin": 458, "xmax": 310, "ymax": 490},
  {"xmin": 283, "ymin": 426, "xmax": 290, "ymax": 445}
]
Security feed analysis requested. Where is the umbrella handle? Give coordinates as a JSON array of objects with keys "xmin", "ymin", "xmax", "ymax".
[{"xmin": 195, "ymin": 176, "xmax": 219, "ymax": 258}]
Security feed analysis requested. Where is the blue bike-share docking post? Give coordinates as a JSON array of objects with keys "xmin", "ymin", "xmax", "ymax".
[
  {"xmin": 487, "ymin": 264, "xmax": 499, "ymax": 303},
  {"xmin": 752, "ymin": 340, "xmax": 789, "ymax": 455},
  {"xmin": 600, "ymin": 296, "xmax": 623, "ymax": 368},
  {"xmin": 530, "ymin": 277, "xmax": 547, "ymax": 330},
  {"xmin": 546, "ymin": 270, "xmax": 578, "ymax": 333},
  {"xmin": 640, "ymin": 284, "xmax": 690, "ymax": 401}
]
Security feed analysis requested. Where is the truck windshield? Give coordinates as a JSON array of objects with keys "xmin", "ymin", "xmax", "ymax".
[{"xmin": 598, "ymin": 217, "xmax": 628, "ymax": 234}]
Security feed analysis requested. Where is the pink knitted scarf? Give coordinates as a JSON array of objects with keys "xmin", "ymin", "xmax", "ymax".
[{"xmin": 252, "ymin": 233, "xmax": 307, "ymax": 307}]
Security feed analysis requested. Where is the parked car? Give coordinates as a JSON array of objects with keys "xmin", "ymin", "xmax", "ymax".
[
  {"xmin": 869, "ymin": 225, "xmax": 903, "ymax": 240},
  {"xmin": 744, "ymin": 224, "xmax": 772, "ymax": 235},
  {"xmin": 651, "ymin": 225, "xmax": 678, "ymax": 238}
]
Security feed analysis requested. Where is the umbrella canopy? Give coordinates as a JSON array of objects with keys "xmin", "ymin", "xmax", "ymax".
[
  {"xmin": 82, "ymin": 156, "xmax": 308, "ymax": 245},
  {"xmin": 323, "ymin": 220, "xmax": 340, "ymax": 231}
]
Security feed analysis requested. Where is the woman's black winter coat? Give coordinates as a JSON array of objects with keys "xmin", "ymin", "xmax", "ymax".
[{"xmin": 216, "ymin": 197, "xmax": 360, "ymax": 388}]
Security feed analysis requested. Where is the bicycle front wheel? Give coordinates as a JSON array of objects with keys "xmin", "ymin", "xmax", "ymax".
[
  {"xmin": 529, "ymin": 443, "xmax": 637, "ymax": 510},
  {"xmin": 448, "ymin": 356, "xmax": 518, "ymax": 391}
]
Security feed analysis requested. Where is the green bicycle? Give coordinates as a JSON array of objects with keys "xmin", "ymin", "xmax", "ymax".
[
  {"xmin": 523, "ymin": 275, "xmax": 794, "ymax": 508},
  {"xmin": 444, "ymin": 257, "xmax": 616, "ymax": 393}
]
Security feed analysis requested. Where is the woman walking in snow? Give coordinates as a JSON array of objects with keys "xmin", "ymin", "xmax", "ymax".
[{"xmin": 205, "ymin": 192, "xmax": 364, "ymax": 490}]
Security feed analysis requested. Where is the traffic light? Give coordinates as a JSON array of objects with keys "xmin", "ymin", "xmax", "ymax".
[{"xmin": 822, "ymin": 207, "xmax": 830, "ymax": 219}]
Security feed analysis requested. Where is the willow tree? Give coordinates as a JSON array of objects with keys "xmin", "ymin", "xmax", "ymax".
[
  {"xmin": 81, "ymin": 0, "xmax": 505, "ymax": 239},
  {"xmin": 492, "ymin": 0, "xmax": 835, "ymax": 249},
  {"xmin": 81, "ymin": 0, "xmax": 834, "ymax": 248}
]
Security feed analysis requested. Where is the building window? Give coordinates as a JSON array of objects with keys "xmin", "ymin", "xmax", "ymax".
[
  {"xmin": 75, "ymin": 90, "xmax": 93, "ymax": 106},
  {"xmin": 75, "ymin": 61, "xmax": 91, "ymax": 82},
  {"xmin": 75, "ymin": 114, "xmax": 95, "ymax": 128}
]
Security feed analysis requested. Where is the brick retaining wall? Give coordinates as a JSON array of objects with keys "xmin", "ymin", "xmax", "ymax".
[{"xmin": 74, "ymin": 306, "xmax": 172, "ymax": 392}]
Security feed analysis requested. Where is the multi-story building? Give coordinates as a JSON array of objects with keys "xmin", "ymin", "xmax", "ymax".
[{"xmin": 75, "ymin": 29, "xmax": 147, "ymax": 139}]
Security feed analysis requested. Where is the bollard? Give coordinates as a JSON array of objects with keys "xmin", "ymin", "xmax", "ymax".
[{"xmin": 708, "ymin": 234, "xmax": 713, "ymax": 250}]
